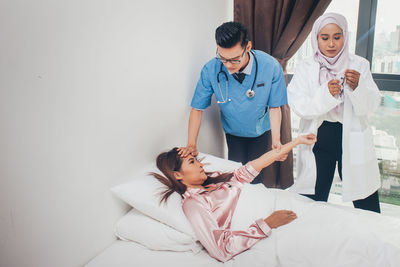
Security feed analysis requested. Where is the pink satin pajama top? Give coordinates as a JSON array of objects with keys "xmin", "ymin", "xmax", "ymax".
[{"xmin": 182, "ymin": 163, "xmax": 272, "ymax": 262}]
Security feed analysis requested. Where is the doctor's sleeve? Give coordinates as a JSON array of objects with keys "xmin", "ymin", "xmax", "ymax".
[
  {"xmin": 190, "ymin": 65, "xmax": 214, "ymax": 110},
  {"xmin": 345, "ymin": 60, "xmax": 381, "ymax": 116},
  {"xmin": 287, "ymin": 63, "xmax": 342, "ymax": 120},
  {"xmin": 267, "ymin": 61, "xmax": 288, "ymax": 108},
  {"xmin": 182, "ymin": 198, "xmax": 270, "ymax": 263}
]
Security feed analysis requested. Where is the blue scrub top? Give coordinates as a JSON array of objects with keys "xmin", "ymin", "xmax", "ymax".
[{"xmin": 191, "ymin": 50, "xmax": 287, "ymax": 138}]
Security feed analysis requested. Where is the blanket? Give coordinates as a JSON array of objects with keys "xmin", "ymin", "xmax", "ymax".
[{"xmin": 230, "ymin": 184, "xmax": 400, "ymax": 267}]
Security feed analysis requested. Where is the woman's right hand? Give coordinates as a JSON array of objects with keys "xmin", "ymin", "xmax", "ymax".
[
  {"xmin": 328, "ymin": 79, "xmax": 342, "ymax": 97},
  {"xmin": 264, "ymin": 210, "xmax": 297, "ymax": 229}
]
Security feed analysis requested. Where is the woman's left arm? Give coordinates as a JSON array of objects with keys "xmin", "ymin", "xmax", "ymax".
[
  {"xmin": 345, "ymin": 59, "xmax": 381, "ymax": 116},
  {"xmin": 183, "ymin": 198, "xmax": 270, "ymax": 262},
  {"xmin": 249, "ymin": 134, "xmax": 316, "ymax": 173}
]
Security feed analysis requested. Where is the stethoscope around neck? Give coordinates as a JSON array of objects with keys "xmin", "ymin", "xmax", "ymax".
[{"xmin": 216, "ymin": 50, "xmax": 258, "ymax": 104}]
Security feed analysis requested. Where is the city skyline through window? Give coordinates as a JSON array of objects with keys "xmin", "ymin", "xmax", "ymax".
[{"xmin": 372, "ymin": 0, "xmax": 400, "ymax": 74}]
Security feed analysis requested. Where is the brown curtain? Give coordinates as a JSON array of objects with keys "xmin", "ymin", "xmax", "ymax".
[{"xmin": 234, "ymin": 0, "xmax": 331, "ymax": 189}]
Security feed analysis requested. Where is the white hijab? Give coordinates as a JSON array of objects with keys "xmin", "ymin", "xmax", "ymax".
[{"xmin": 311, "ymin": 12, "xmax": 349, "ymax": 85}]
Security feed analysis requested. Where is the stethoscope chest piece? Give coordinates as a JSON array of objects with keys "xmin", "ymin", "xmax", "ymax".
[{"xmin": 246, "ymin": 89, "xmax": 255, "ymax": 98}]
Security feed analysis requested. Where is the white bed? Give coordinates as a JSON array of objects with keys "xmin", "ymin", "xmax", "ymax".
[
  {"xmin": 85, "ymin": 153, "xmax": 400, "ymax": 267},
  {"xmin": 85, "ymin": 240, "xmax": 225, "ymax": 267}
]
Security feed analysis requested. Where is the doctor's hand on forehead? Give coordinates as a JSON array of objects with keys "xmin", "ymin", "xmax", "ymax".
[{"xmin": 177, "ymin": 145, "xmax": 198, "ymax": 158}]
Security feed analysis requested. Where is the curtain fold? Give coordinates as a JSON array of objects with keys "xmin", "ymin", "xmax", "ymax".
[{"xmin": 234, "ymin": 0, "xmax": 332, "ymax": 189}]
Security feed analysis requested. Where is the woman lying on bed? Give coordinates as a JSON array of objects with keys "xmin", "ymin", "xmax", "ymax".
[{"xmin": 152, "ymin": 134, "xmax": 316, "ymax": 262}]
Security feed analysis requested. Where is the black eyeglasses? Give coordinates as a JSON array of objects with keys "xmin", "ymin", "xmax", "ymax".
[{"xmin": 216, "ymin": 48, "xmax": 246, "ymax": 64}]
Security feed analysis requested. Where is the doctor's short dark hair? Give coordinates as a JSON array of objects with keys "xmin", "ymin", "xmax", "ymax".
[{"xmin": 215, "ymin": 21, "xmax": 249, "ymax": 48}]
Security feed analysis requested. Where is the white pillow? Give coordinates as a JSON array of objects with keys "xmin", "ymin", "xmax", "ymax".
[
  {"xmin": 198, "ymin": 152, "xmax": 242, "ymax": 173},
  {"xmin": 110, "ymin": 152, "xmax": 241, "ymax": 237},
  {"xmin": 115, "ymin": 208, "xmax": 201, "ymax": 252}
]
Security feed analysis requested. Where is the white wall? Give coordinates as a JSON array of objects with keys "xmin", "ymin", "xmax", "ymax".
[{"xmin": 0, "ymin": 1, "xmax": 232, "ymax": 266}]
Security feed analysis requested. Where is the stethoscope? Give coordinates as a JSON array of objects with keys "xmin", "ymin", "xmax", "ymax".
[{"xmin": 216, "ymin": 50, "xmax": 258, "ymax": 104}]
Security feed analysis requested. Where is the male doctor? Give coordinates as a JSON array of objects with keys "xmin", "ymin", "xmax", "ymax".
[{"xmin": 179, "ymin": 22, "xmax": 288, "ymax": 184}]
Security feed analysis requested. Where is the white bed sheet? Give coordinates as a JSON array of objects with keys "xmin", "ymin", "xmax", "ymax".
[
  {"xmin": 84, "ymin": 240, "xmax": 227, "ymax": 267},
  {"xmin": 84, "ymin": 239, "xmax": 274, "ymax": 267},
  {"xmin": 232, "ymin": 184, "xmax": 400, "ymax": 267}
]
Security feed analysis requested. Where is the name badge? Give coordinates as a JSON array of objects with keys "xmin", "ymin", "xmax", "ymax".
[{"xmin": 256, "ymin": 83, "xmax": 264, "ymax": 88}]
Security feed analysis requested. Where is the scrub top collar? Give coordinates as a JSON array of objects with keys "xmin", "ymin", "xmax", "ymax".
[{"xmin": 227, "ymin": 51, "xmax": 254, "ymax": 75}]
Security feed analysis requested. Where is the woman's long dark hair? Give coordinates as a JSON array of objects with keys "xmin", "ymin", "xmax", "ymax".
[{"xmin": 151, "ymin": 147, "xmax": 233, "ymax": 204}]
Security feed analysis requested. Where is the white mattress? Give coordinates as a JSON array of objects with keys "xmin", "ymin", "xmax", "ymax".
[{"xmin": 85, "ymin": 240, "xmax": 226, "ymax": 267}]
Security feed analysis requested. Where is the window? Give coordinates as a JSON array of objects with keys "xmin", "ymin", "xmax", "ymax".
[
  {"xmin": 370, "ymin": 91, "xmax": 400, "ymax": 205},
  {"xmin": 372, "ymin": 0, "xmax": 400, "ymax": 74}
]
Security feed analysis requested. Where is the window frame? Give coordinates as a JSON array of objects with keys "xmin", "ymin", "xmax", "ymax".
[{"xmin": 357, "ymin": 0, "xmax": 400, "ymax": 92}]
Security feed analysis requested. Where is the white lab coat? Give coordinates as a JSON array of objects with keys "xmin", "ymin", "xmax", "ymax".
[{"xmin": 287, "ymin": 54, "xmax": 381, "ymax": 202}]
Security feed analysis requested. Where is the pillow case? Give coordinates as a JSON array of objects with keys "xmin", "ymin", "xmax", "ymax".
[
  {"xmin": 198, "ymin": 152, "xmax": 242, "ymax": 173},
  {"xmin": 115, "ymin": 208, "xmax": 201, "ymax": 252},
  {"xmin": 110, "ymin": 152, "xmax": 242, "ymax": 237}
]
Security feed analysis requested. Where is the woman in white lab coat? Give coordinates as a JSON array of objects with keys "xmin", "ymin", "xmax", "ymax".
[{"xmin": 287, "ymin": 12, "xmax": 381, "ymax": 212}]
